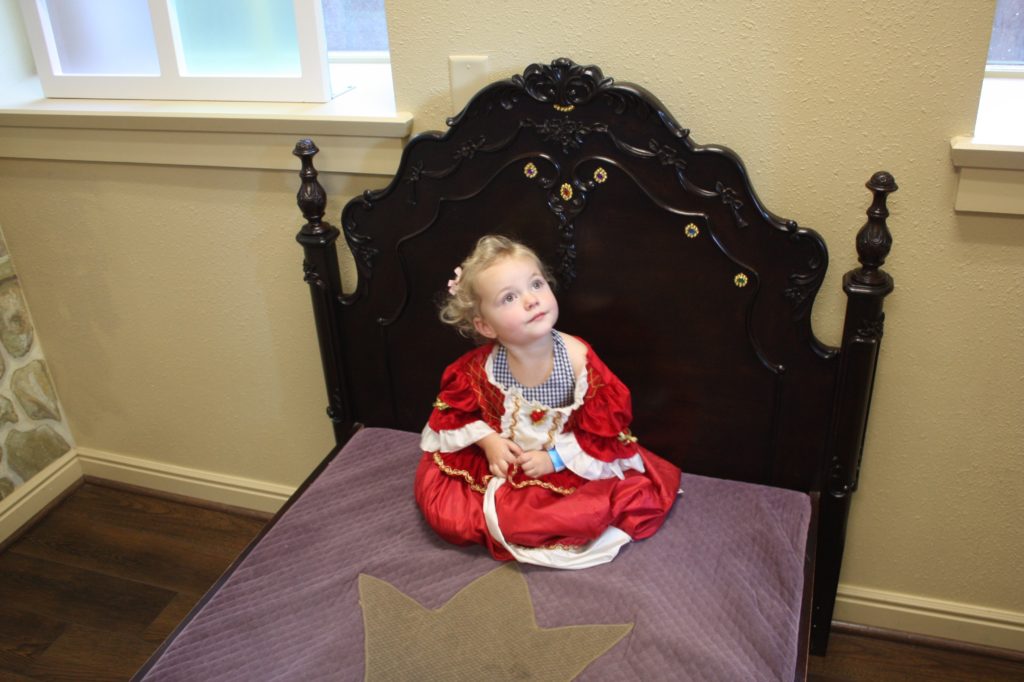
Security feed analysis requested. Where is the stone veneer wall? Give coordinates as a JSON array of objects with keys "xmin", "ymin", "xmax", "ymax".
[{"xmin": 0, "ymin": 226, "xmax": 74, "ymax": 501}]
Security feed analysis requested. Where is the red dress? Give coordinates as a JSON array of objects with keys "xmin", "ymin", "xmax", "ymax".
[{"xmin": 414, "ymin": 338, "xmax": 681, "ymax": 567}]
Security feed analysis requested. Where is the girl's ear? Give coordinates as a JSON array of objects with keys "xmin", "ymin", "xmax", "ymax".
[{"xmin": 473, "ymin": 316, "xmax": 497, "ymax": 339}]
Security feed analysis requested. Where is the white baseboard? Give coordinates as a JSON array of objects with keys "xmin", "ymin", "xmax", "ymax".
[
  {"xmin": 836, "ymin": 584, "xmax": 1024, "ymax": 653},
  {"xmin": 75, "ymin": 447, "xmax": 296, "ymax": 514},
  {"xmin": 0, "ymin": 450, "xmax": 82, "ymax": 543},
  {"xmin": 1, "ymin": 447, "xmax": 294, "ymax": 545}
]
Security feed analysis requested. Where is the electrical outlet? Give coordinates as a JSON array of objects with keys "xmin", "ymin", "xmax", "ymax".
[{"xmin": 449, "ymin": 55, "xmax": 491, "ymax": 115}]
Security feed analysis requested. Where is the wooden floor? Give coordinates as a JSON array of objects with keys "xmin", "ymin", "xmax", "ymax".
[
  {"xmin": 808, "ymin": 630, "xmax": 1024, "ymax": 682},
  {"xmin": 0, "ymin": 482, "xmax": 267, "ymax": 681},
  {"xmin": 1, "ymin": 482, "xmax": 1022, "ymax": 681}
]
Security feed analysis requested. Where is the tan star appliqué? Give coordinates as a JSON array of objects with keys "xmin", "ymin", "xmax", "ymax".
[{"xmin": 358, "ymin": 563, "xmax": 633, "ymax": 680}]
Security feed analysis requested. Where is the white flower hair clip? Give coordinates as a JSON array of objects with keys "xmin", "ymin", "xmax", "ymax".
[{"xmin": 447, "ymin": 267, "xmax": 463, "ymax": 295}]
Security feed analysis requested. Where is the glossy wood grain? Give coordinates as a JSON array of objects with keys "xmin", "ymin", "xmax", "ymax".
[
  {"xmin": 809, "ymin": 629, "xmax": 1024, "ymax": 682},
  {"xmin": 0, "ymin": 483, "xmax": 266, "ymax": 680}
]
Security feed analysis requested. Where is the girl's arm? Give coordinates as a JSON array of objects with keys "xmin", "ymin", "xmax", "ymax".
[
  {"xmin": 421, "ymin": 349, "xmax": 526, "ymax": 480},
  {"xmin": 420, "ymin": 351, "xmax": 498, "ymax": 454}
]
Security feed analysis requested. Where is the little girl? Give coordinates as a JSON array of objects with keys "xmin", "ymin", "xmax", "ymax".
[{"xmin": 414, "ymin": 235, "xmax": 681, "ymax": 568}]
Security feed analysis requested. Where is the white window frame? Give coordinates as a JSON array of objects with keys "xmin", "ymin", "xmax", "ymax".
[
  {"xmin": 972, "ymin": 8, "xmax": 1024, "ymax": 148},
  {"xmin": 17, "ymin": 0, "xmax": 333, "ymax": 102},
  {"xmin": 950, "ymin": 3, "xmax": 1024, "ymax": 216},
  {"xmin": 329, "ymin": 50, "xmax": 390, "ymax": 65},
  {"xmin": 986, "ymin": 65, "xmax": 1024, "ymax": 78},
  {"xmin": 973, "ymin": 0, "xmax": 1024, "ymax": 145}
]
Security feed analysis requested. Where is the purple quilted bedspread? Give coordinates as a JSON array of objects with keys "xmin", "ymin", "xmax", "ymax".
[{"xmin": 138, "ymin": 428, "xmax": 810, "ymax": 681}]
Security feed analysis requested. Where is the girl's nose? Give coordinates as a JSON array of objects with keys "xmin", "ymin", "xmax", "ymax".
[{"xmin": 523, "ymin": 293, "xmax": 538, "ymax": 308}]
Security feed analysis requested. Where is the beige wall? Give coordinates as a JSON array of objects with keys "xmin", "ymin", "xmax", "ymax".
[
  {"xmin": 0, "ymin": 161, "xmax": 370, "ymax": 485},
  {"xmin": 1, "ymin": 0, "xmax": 1021, "ymax": 645}
]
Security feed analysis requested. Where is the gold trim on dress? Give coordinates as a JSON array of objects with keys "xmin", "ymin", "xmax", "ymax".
[
  {"xmin": 585, "ymin": 367, "xmax": 604, "ymax": 400},
  {"xmin": 508, "ymin": 395, "xmax": 522, "ymax": 443},
  {"xmin": 544, "ymin": 412, "xmax": 564, "ymax": 450},
  {"xmin": 432, "ymin": 453, "xmax": 576, "ymax": 496},
  {"xmin": 617, "ymin": 429, "xmax": 638, "ymax": 444},
  {"xmin": 467, "ymin": 360, "xmax": 501, "ymax": 425},
  {"xmin": 432, "ymin": 398, "xmax": 450, "ymax": 410},
  {"xmin": 505, "ymin": 463, "xmax": 576, "ymax": 495},
  {"xmin": 432, "ymin": 452, "xmax": 487, "ymax": 494}
]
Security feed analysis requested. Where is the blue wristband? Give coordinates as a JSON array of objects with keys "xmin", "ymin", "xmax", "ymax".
[{"xmin": 547, "ymin": 447, "xmax": 565, "ymax": 472}]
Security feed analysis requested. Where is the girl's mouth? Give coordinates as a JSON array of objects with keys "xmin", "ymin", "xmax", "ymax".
[{"xmin": 528, "ymin": 311, "xmax": 546, "ymax": 323}]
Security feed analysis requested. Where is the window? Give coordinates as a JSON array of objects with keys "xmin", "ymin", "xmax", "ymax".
[
  {"xmin": 323, "ymin": 0, "xmax": 388, "ymax": 56},
  {"xmin": 321, "ymin": 0, "xmax": 392, "ymax": 101},
  {"xmin": 987, "ymin": 0, "xmax": 1024, "ymax": 71},
  {"xmin": 952, "ymin": 0, "xmax": 1024, "ymax": 216},
  {"xmin": 17, "ymin": 0, "xmax": 389, "ymax": 103},
  {"xmin": 974, "ymin": 0, "xmax": 1024, "ymax": 145}
]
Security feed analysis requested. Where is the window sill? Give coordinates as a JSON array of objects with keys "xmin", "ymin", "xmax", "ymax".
[
  {"xmin": 950, "ymin": 136, "xmax": 1024, "ymax": 216},
  {"xmin": 973, "ymin": 74, "xmax": 1024, "ymax": 147},
  {"xmin": 950, "ymin": 73, "xmax": 1024, "ymax": 216},
  {"xmin": 0, "ymin": 77, "xmax": 413, "ymax": 176}
]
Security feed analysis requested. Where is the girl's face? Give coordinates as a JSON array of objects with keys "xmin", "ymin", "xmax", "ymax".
[{"xmin": 472, "ymin": 255, "xmax": 558, "ymax": 347}]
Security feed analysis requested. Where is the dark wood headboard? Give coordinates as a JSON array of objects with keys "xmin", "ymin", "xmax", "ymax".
[{"xmin": 293, "ymin": 58, "xmax": 896, "ymax": 654}]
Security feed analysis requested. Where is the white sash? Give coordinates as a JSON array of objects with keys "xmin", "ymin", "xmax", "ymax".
[{"xmin": 482, "ymin": 477, "xmax": 631, "ymax": 570}]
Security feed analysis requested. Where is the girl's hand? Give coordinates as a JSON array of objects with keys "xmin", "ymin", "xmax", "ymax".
[
  {"xmin": 477, "ymin": 433, "xmax": 522, "ymax": 478},
  {"xmin": 517, "ymin": 450, "xmax": 555, "ymax": 479}
]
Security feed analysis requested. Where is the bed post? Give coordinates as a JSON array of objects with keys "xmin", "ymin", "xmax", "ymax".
[
  {"xmin": 812, "ymin": 171, "xmax": 898, "ymax": 655},
  {"xmin": 293, "ymin": 139, "xmax": 352, "ymax": 448}
]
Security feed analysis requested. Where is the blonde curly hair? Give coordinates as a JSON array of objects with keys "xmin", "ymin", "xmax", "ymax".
[{"xmin": 440, "ymin": 235, "xmax": 553, "ymax": 341}]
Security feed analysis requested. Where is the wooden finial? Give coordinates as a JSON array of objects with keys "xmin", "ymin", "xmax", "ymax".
[
  {"xmin": 293, "ymin": 138, "xmax": 327, "ymax": 235},
  {"xmin": 853, "ymin": 171, "xmax": 898, "ymax": 286}
]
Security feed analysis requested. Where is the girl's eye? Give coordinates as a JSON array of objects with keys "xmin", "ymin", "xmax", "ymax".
[
  {"xmin": 502, "ymin": 293, "xmax": 516, "ymax": 304},
  {"xmin": 531, "ymin": 279, "xmax": 545, "ymax": 290}
]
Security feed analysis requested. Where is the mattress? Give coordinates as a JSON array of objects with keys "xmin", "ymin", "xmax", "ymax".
[{"xmin": 137, "ymin": 427, "xmax": 811, "ymax": 681}]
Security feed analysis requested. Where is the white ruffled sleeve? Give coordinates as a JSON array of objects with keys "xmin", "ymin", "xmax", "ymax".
[
  {"xmin": 420, "ymin": 420, "xmax": 495, "ymax": 453},
  {"xmin": 552, "ymin": 430, "xmax": 645, "ymax": 480}
]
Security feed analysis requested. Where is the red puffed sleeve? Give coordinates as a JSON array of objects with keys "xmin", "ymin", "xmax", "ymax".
[
  {"xmin": 420, "ymin": 345, "xmax": 502, "ymax": 453},
  {"xmin": 552, "ymin": 343, "xmax": 646, "ymax": 479}
]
